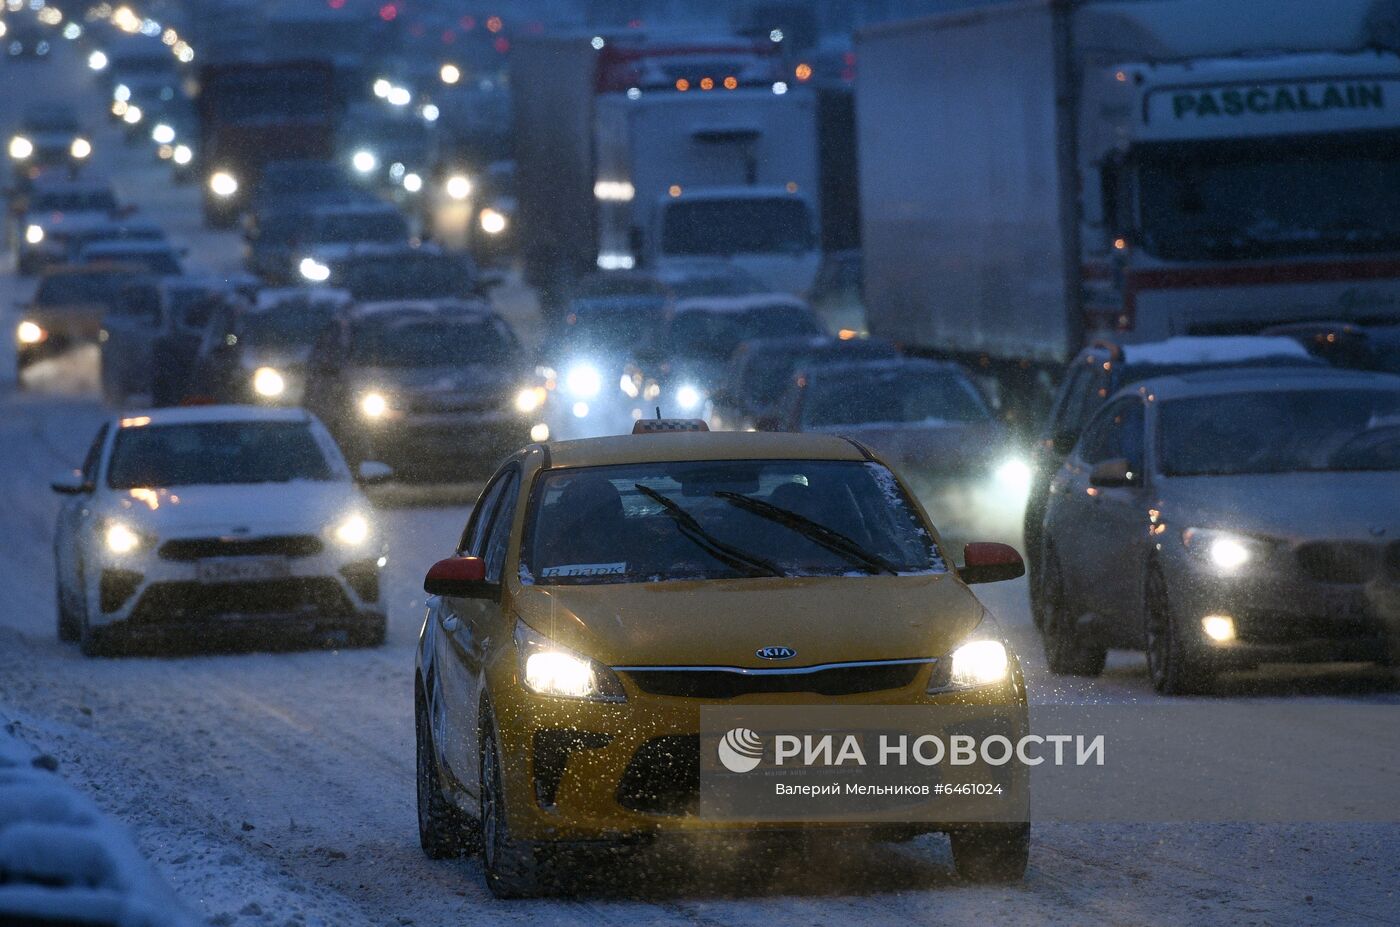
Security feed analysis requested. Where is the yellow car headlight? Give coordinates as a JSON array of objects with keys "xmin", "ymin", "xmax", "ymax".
[
  {"xmin": 252, "ymin": 366, "xmax": 285, "ymax": 398},
  {"xmin": 949, "ymin": 639, "xmax": 1009, "ymax": 688},
  {"xmin": 333, "ymin": 513, "xmax": 371, "ymax": 547},
  {"xmin": 515, "ymin": 621, "xmax": 626, "ymax": 701}
]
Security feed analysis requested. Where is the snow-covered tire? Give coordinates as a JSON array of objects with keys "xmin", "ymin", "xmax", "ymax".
[
  {"xmin": 479, "ymin": 716, "xmax": 544, "ymax": 898},
  {"xmin": 1144, "ymin": 568, "xmax": 1213, "ymax": 695},
  {"xmin": 56, "ymin": 571, "xmax": 80, "ymax": 642},
  {"xmin": 1040, "ymin": 552, "xmax": 1106, "ymax": 677},
  {"xmin": 416, "ymin": 685, "xmax": 479, "ymax": 859},
  {"xmin": 950, "ymin": 822, "xmax": 1029, "ymax": 883}
]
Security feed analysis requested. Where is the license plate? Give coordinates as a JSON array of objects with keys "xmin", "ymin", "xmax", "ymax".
[{"xmin": 196, "ymin": 557, "xmax": 291, "ymax": 584}]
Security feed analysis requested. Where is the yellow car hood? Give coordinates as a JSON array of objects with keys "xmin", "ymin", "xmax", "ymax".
[{"xmin": 514, "ymin": 573, "xmax": 986, "ymax": 668}]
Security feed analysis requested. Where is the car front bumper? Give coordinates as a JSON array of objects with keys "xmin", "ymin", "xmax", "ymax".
[{"xmin": 485, "ymin": 665, "xmax": 1027, "ymax": 843}]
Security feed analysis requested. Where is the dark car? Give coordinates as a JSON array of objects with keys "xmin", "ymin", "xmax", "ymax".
[
  {"xmin": 248, "ymin": 159, "xmax": 365, "ymax": 220},
  {"xmin": 190, "ymin": 287, "xmax": 353, "ymax": 406},
  {"xmin": 709, "ymin": 335, "xmax": 900, "ymax": 432},
  {"xmin": 1038, "ymin": 367, "xmax": 1400, "ymax": 693},
  {"xmin": 100, "ymin": 276, "xmax": 248, "ymax": 406},
  {"xmin": 323, "ymin": 245, "xmax": 485, "ymax": 302},
  {"xmin": 1024, "ymin": 335, "xmax": 1324, "ymax": 622},
  {"xmin": 15, "ymin": 264, "xmax": 144, "ymax": 376},
  {"xmin": 763, "ymin": 357, "xmax": 1026, "ymax": 539},
  {"xmin": 627, "ymin": 295, "xmax": 825, "ymax": 421},
  {"xmin": 1264, "ymin": 321, "xmax": 1400, "ymax": 376},
  {"xmin": 302, "ymin": 300, "xmax": 538, "ymax": 480}
]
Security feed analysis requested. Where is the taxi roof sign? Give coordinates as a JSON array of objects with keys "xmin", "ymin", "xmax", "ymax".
[{"xmin": 632, "ymin": 418, "xmax": 709, "ymax": 434}]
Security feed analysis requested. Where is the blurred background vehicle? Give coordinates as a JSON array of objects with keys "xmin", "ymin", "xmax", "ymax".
[
  {"xmin": 16, "ymin": 263, "xmax": 143, "ymax": 378},
  {"xmin": 1264, "ymin": 320, "xmax": 1400, "ymax": 375}
]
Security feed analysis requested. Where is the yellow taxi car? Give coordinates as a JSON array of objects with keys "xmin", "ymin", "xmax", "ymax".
[{"xmin": 414, "ymin": 422, "xmax": 1030, "ymax": 896}]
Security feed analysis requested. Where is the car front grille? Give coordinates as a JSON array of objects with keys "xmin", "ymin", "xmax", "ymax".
[
  {"xmin": 128, "ymin": 578, "xmax": 351, "ymax": 623},
  {"xmin": 621, "ymin": 660, "xmax": 928, "ymax": 699},
  {"xmin": 158, "ymin": 535, "xmax": 324, "ymax": 561},
  {"xmin": 616, "ymin": 735, "xmax": 700, "ymax": 816},
  {"xmin": 1294, "ymin": 541, "xmax": 1391, "ymax": 585}
]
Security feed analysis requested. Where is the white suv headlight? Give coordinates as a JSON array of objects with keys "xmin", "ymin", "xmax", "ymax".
[
  {"xmin": 104, "ymin": 520, "xmax": 145, "ymax": 555},
  {"xmin": 333, "ymin": 513, "xmax": 371, "ymax": 547},
  {"xmin": 515, "ymin": 621, "xmax": 626, "ymax": 701},
  {"xmin": 1182, "ymin": 527, "xmax": 1272, "ymax": 573}
]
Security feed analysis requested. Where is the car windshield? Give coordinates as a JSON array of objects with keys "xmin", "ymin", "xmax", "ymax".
[
  {"xmin": 667, "ymin": 306, "xmax": 822, "ymax": 359},
  {"xmin": 1136, "ymin": 136, "xmax": 1400, "ymax": 261},
  {"xmin": 308, "ymin": 212, "xmax": 408, "ymax": 245},
  {"xmin": 261, "ymin": 163, "xmax": 347, "ymax": 195},
  {"xmin": 106, "ymin": 421, "xmax": 338, "ymax": 488},
  {"xmin": 523, "ymin": 460, "xmax": 944, "ymax": 585},
  {"xmin": 335, "ymin": 256, "xmax": 474, "ymax": 301},
  {"xmin": 662, "ymin": 198, "xmax": 814, "ymax": 256},
  {"xmin": 34, "ymin": 271, "xmax": 137, "ymax": 306},
  {"xmin": 740, "ymin": 342, "xmax": 900, "ymax": 407},
  {"xmin": 31, "ymin": 191, "xmax": 117, "ymax": 212},
  {"xmin": 554, "ymin": 299, "xmax": 666, "ymax": 355},
  {"xmin": 802, "ymin": 367, "xmax": 992, "ymax": 428},
  {"xmin": 350, "ymin": 316, "xmax": 515, "ymax": 366},
  {"xmin": 241, "ymin": 305, "xmax": 338, "ymax": 348},
  {"xmin": 1159, "ymin": 388, "xmax": 1400, "ymax": 476}
]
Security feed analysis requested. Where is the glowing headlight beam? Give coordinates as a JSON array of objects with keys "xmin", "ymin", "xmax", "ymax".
[
  {"xmin": 525, "ymin": 651, "xmax": 596, "ymax": 699},
  {"xmin": 948, "ymin": 639, "xmax": 1009, "ymax": 689},
  {"xmin": 334, "ymin": 513, "xmax": 370, "ymax": 546},
  {"xmin": 252, "ymin": 366, "xmax": 285, "ymax": 398},
  {"xmin": 104, "ymin": 521, "xmax": 141, "ymax": 554},
  {"xmin": 359, "ymin": 392, "xmax": 388, "ymax": 419}
]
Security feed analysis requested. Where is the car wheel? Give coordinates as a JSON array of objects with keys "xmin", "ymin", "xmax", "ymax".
[
  {"xmin": 1040, "ymin": 552, "xmax": 1106, "ymax": 676},
  {"xmin": 1144, "ymin": 568, "xmax": 1213, "ymax": 695},
  {"xmin": 56, "ymin": 569, "xmax": 80, "ymax": 643},
  {"xmin": 415, "ymin": 684, "xmax": 480, "ymax": 858},
  {"xmin": 479, "ymin": 716, "xmax": 544, "ymax": 898},
  {"xmin": 950, "ymin": 822, "xmax": 1030, "ymax": 883}
]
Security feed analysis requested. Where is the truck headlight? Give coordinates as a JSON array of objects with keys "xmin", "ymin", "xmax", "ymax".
[
  {"xmin": 333, "ymin": 513, "xmax": 371, "ymax": 547},
  {"xmin": 24, "ymin": 224, "xmax": 43, "ymax": 244},
  {"xmin": 515, "ymin": 621, "xmax": 626, "ymax": 701},
  {"xmin": 104, "ymin": 521, "xmax": 143, "ymax": 554},
  {"xmin": 1182, "ymin": 527, "xmax": 1271, "ymax": 573},
  {"xmin": 359, "ymin": 391, "xmax": 389, "ymax": 419},
  {"xmin": 8, "ymin": 135, "xmax": 32, "ymax": 159},
  {"xmin": 252, "ymin": 366, "xmax": 285, "ymax": 398},
  {"xmin": 17, "ymin": 320, "xmax": 47, "ymax": 344},
  {"xmin": 70, "ymin": 137, "xmax": 92, "ymax": 159},
  {"xmin": 208, "ymin": 171, "xmax": 238, "ymax": 197}
]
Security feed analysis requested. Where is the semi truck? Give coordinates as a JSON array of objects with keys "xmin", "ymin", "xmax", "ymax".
[
  {"xmin": 512, "ymin": 33, "xmax": 821, "ymax": 306},
  {"xmin": 856, "ymin": 0, "xmax": 1400, "ymax": 414},
  {"xmin": 196, "ymin": 59, "xmax": 339, "ymax": 227}
]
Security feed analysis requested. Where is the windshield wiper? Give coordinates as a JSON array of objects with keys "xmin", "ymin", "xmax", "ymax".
[
  {"xmin": 714, "ymin": 490, "xmax": 900, "ymax": 575},
  {"xmin": 633, "ymin": 484, "xmax": 786, "ymax": 578}
]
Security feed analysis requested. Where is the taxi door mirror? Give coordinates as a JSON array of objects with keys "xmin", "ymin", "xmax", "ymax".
[
  {"xmin": 424, "ymin": 556, "xmax": 497, "ymax": 598},
  {"xmin": 959, "ymin": 542, "xmax": 1025, "ymax": 584}
]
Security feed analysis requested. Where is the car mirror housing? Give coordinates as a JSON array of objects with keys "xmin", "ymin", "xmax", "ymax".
[
  {"xmin": 959, "ymin": 542, "xmax": 1025, "ymax": 584},
  {"xmin": 357, "ymin": 460, "xmax": 393, "ymax": 485},
  {"xmin": 424, "ymin": 556, "xmax": 497, "ymax": 598},
  {"xmin": 1089, "ymin": 457, "xmax": 1138, "ymax": 488},
  {"xmin": 51, "ymin": 471, "xmax": 92, "ymax": 495}
]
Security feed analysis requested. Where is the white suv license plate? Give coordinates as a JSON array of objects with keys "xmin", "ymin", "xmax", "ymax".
[{"xmin": 196, "ymin": 557, "xmax": 292, "ymax": 584}]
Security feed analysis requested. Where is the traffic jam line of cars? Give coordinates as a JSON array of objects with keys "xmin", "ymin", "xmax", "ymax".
[{"xmin": 3, "ymin": 0, "xmax": 1400, "ymax": 907}]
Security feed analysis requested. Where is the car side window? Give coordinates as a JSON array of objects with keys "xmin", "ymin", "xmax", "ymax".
[
  {"xmin": 1078, "ymin": 398, "xmax": 1145, "ymax": 472},
  {"xmin": 1050, "ymin": 361, "xmax": 1096, "ymax": 438},
  {"xmin": 458, "ymin": 472, "xmax": 510, "ymax": 556},
  {"xmin": 482, "ymin": 471, "xmax": 521, "ymax": 582},
  {"xmin": 81, "ymin": 423, "xmax": 110, "ymax": 485}
]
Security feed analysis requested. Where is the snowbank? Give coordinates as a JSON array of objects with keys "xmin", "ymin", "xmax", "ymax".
[{"xmin": 0, "ymin": 718, "xmax": 201, "ymax": 927}]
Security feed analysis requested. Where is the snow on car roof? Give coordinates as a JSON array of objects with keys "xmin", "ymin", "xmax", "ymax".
[
  {"xmin": 253, "ymin": 286, "xmax": 352, "ymax": 311},
  {"xmin": 1126, "ymin": 366, "xmax": 1399, "ymax": 401},
  {"xmin": 1120, "ymin": 336, "xmax": 1310, "ymax": 366},
  {"xmin": 544, "ymin": 430, "xmax": 868, "ymax": 470},
  {"xmin": 351, "ymin": 298, "xmax": 492, "ymax": 319},
  {"xmin": 116, "ymin": 405, "xmax": 312, "ymax": 428},
  {"xmin": 672, "ymin": 294, "xmax": 811, "ymax": 314}
]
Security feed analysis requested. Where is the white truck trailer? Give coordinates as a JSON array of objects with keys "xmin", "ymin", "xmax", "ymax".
[
  {"xmin": 857, "ymin": 0, "xmax": 1400, "ymax": 409},
  {"xmin": 513, "ymin": 33, "xmax": 821, "ymax": 301}
]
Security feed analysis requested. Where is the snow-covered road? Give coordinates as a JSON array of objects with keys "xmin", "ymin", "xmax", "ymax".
[{"xmin": 1, "ymin": 40, "xmax": 1397, "ymax": 927}]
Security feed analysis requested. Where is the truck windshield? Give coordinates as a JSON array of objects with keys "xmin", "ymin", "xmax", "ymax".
[
  {"xmin": 662, "ymin": 198, "xmax": 814, "ymax": 256},
  {"xmin": 1136, "ymin": 137, "xmax": 1400, "ymax": 261},
  {"xmin": 802, "ymin": 366, "xmax": 992, "ymax": 429},
  {"xmin": 202, "ymin": 72, "xmax": 329, "ymax": 121},
  {"xmin": 522, "ymin": 460, "xmax": 945, "ymax": 585}
]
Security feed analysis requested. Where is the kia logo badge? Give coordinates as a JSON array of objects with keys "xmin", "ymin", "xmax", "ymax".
[{"xmin": 756, "ymin": 646, "xmax": 796, "ymax": 660}]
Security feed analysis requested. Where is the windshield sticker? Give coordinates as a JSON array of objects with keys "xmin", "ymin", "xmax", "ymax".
[{"xmin": 541, "ymin": 563, "xmax": 627, "ymax": 578}]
